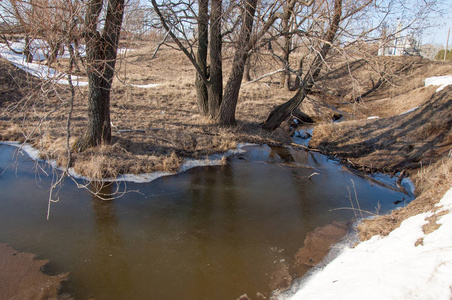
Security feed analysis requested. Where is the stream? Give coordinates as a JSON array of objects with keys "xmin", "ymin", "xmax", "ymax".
[{"xmin": 0, "ymin": 143, "xmax": 413, "ymax": 299}]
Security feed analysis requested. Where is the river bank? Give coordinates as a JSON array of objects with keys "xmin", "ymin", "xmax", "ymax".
[
  {"xmin": 0, "ymin": 243, "xmax": 69, "ymax": 300},
  {"xmin": 1, "ymin": 42, "xmax": 451, "ymax": 298}
]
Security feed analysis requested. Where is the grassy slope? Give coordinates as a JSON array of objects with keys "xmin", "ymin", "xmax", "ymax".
[{"xmin": 306, "ymin": 56, "xmax": 452, "ymax": 240}]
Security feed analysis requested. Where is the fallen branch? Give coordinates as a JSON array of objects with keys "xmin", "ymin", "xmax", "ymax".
[
  {"xmin": 241, "ymin": 68, "xmax": 284, "ymax": 86},
  {"xmin": 116, "ymin": 128, "xmax": 164, "ymax": 134}
]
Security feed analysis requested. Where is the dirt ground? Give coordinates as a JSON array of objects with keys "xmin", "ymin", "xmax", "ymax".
[
  {"xmin": 0, "ymin": 243, "xmax": 69, "ymax": 300},
  {"xmin": 1, "ymin": 41, "xmax": 452, "ymax": 298}
]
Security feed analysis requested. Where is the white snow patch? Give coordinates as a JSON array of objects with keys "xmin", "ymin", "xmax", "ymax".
[
  {"xmin": 399, "ymin": 106, "xmax": 420, "ymax": 115},
  {"xmin": 285, "ymin": 186, "xmax": 452, "ymax": 300},
  {"xmin": 108, "ymin": 172, "xmax": 174, "ymax": 183},
  {"xmin": 117, "ymin": 48, "xmax": 136, "ymax": 55},
  {"xmin": 425, "ymin": 75, "xmax": 452, "ymax": 92},
  {"xmin": 367, "ymin": 116, "xmax": 379, "ymax": 120},
  {"xmin": 0, "ymin": 40, "xmax": 88, "ymax": 86}
]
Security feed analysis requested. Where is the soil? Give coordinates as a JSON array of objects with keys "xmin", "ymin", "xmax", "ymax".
[
  {"xmin": 1, "ymin": 41, "xmax": 452, "ymax": 298},
  {"xmin": 0, "ymin": 243, "xmax": 69, "ymax": 300}
]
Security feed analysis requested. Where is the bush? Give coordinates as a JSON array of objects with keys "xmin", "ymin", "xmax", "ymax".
[{"xmin": 434, "ymin": 49, "xmax": 452, "ymax": 61}]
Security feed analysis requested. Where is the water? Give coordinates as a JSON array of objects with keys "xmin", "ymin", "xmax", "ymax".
[{"xmin": 0, "ymin": 144, "xmax": 412, "ymax": 299}]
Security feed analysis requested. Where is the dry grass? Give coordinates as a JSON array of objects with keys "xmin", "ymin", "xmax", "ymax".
[
  {"xmin": 1, "ymin": 41, "xmax": 451, "ymax": 182},
  {"xmin": 0, "ymin": 43, "xmax": 297, "ymax": 179},
  {"xmin": 310, "ymin": 84, "xmax": 452, "ymax": 173}
]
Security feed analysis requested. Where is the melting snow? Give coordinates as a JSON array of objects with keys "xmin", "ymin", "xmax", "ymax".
[
  {"xmin": 0, "ymin": 40, "xmax": 88, "ymax": 86},
  {"xmin": 425, "ymin": 75, "xmax": 452, "ymax": 92},
  {"xmin": 284, "ymin": 186, "xmax": 452, "ymax": 300},
  {"xmin": 0, "ymin": 40, "xmax": 156, "ymax": 88},
  {"xmin": 400, "ymin": 106, "xmax": 420, "ymax": 115}
]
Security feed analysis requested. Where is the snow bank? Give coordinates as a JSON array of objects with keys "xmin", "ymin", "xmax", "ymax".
[
  {"xmin": 285, "ymin": 186, "xmax": 452, "ymax": 300},
  {"xmin": 425, "ymin": 75, "xmax": 452, "ymax": 92},
  {"xmin": 0, "ymin": 141, "xmax": 252, "ymax": 184},
  {"xmin": 0, "ymin": 40, "xmax": 88, "ymax": 86},
  {"xmin": 0, "ymin": 40, "xmax": 155, "ymax": 88}
]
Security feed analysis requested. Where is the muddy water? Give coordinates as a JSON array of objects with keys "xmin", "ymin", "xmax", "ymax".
[{"xmin": 0, "ymin": 144, "xmax": 412, "ymax": 299}]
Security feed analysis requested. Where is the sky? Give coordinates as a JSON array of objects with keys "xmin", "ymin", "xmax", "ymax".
[{"xmin": 422, "ymin": 9, "xmax": 452, "ymax": 46}]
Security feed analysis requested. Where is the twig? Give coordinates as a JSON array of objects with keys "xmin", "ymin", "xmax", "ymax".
[{"xmin": 308, "ymin": 172, "xmax": 320, "ymax": 179}]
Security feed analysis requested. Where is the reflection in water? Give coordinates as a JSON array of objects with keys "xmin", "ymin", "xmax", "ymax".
[
  {"xmin": 0, "ymin": 144, "xmax": 413, "ymax": 300},
  {"xmin": 269, "ymin": 146, "xmax": 295, "ymax": 162},
  {"xmin": 89, "ymin": 183, "xmax": 131, "ymax": 299}
]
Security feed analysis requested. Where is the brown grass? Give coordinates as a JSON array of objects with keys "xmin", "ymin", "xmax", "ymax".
[
  {"xmin": 310, "ymin": 84, "xmax": 452, "ymax": 173},
  {"xmin": 0, "ymin": 43, "xmax": 298, "ymax": 179}
]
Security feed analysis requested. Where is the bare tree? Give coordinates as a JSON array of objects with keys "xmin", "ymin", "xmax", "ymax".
[
  {"xmin": 263, "ymin": 0, "xmax": 343, "ymax": 131},
  {"xmin": 0, "ymin": 0, "xmax": 84, "ymax": 66},
  {"xmin": 151, "ymin": 0, "xmax": 294, "ymax": 125},
  {"xmin": 261, "ymin": 0, "xmax": 446, "ymax": 131},
  {"xmin": 73, "ymin": 0, "xmax": 126, "ymax": 151}
]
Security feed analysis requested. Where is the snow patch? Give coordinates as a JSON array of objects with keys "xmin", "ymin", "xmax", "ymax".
[
  {"xmin": 425, "ymin": 75, "xmax": 452, "ymax": 92},
  {"xmin": 284, "ymin": 186, "xmax": 452, "ymax": 300},
  {"xmin": 367, "ymin": 116, "xmax": 379, "ymax": 120},
  {"xmin": 0, "ymin": 40, "xmax": 88, "ymax": 86},
  {"xmin": 399, "ymin": 106, "xmax": 419, "ymax": 115},
  {"xmin": 117, "ymin": 48, "xmax": 136, "ymax": 55}
]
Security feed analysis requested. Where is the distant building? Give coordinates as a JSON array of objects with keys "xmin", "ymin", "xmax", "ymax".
[{"xmin": 378, "ymin": 21, "xmax": 420, "ymax": 56}]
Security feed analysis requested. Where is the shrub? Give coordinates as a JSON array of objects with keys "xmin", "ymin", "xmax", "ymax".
[{"xmin": 434, "ymin": 49, "xmax": 452, "ymax": 61}]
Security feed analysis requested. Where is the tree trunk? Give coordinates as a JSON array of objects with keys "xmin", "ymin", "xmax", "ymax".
[
  {"xmin": 73, "ymin": 0, "xmax": 125, "ymax": 152},
  {"xmin": 291, "ymin": 58, "xmax": 304, "ymax": 91},
  {"xmin": 208, "ymin": 0, "xmax": 223, "ymax": 119},
  {"xmin": 218, "ymin": 0, "xmax": 257, "ymax": 126},
  {"xmin": 263, "ymin": 0, "xmax": 342, "ymax": 131},
  {"xmin": 47, "ymin": 40, "xmax": 61, "ymax": 66},
  {"xmin": 195, "ymin": 0, "xmax": 209, "ymax": 116},
  {"xmin": 244, "ymin": 54, "xmax": 252, "ymax": 82},
  {"xmin": 24, "ymin": 35, "xmax": 33, "ymax": 63},
  {"xmin": 280, "ymin": 1, "xmax": 297, "ymax": 90},
  {"xmin": 280, "ymin": 21, "xmax": 291, "ymax": 90}
]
